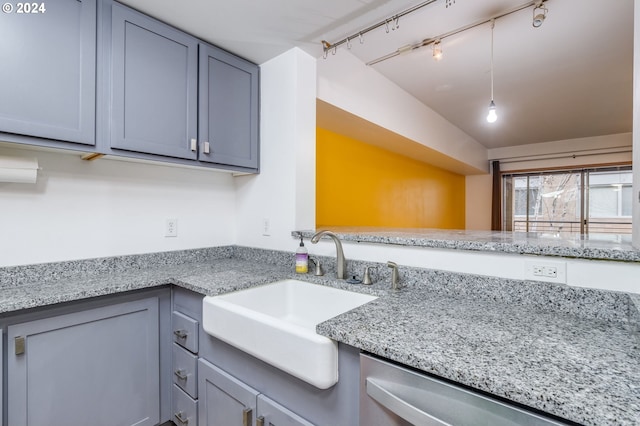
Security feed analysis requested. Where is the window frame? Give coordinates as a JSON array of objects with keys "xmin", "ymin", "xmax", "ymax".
[{"xmin": 501, "ymin": 165, "xmax": 632, "ymax": 235}]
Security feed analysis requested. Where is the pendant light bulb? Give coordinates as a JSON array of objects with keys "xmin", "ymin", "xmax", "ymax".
[{"xmin": 487, "ymin": 100, "xmax": 497, "ymax": 123}]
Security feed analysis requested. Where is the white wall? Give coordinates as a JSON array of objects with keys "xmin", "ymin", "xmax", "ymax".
[
  {"xmin": 316, "ymin": 50, "xmax": 488, "ymax": 174},
  {"xmin": 0, "ymin": 147, "xmax": 236, "ymax": 267},
  {"xmin": 235, "ymin": 48, "xmax": 317, "ymax": 251},
  {"xmin": 490, "ymin": 133, "xmax": 632, "ymax": 172},
  {"xmin": 465, "ymin": 174, "xmax": 492, "ymax": 230}
]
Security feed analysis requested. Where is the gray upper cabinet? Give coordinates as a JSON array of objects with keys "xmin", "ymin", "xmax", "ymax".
[
  {"xmin": 199, "ymin": 44, "xmax": 259, "ymax": 170},
  {"xmin": 7, "ymin": 297, "xmax": 160, "ymax": 426},
  {"xmin": 0, "ymin": 0, "xmax": 96, "ymax": 145},
  {"xmin": 110, "ymin": 3, "xmax": 198, "ymax": 160}
]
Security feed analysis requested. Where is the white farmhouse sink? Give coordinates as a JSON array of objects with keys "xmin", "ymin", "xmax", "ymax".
[{"xmin": 202, "ymin": 279, "xmax": 377, "ymax": 389}]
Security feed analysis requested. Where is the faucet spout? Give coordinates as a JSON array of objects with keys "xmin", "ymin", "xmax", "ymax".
[
  {"xmin": 311, "ymin": 230, "xmax": 346, "ymax": 279},
  {"xmin": 387, "ymin": 261, "xmax": 400, "ymax": 290}
]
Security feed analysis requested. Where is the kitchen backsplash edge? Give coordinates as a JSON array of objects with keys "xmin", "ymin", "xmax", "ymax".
[
  {"xmin": 1, "ymin": 245, "xmax": 635, "ymax": 327},
  {"xmin": 0, "ymin": 246, "xmax": 235, "ymax": 288}
]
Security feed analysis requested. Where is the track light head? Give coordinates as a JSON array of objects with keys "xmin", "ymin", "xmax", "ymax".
[
  {"xmin": 432, "ymin": 40, "xmax": 443, "ymax": 61},
  {"xmin": 532, "ymin": 3, "xmax": 547, "ymax": 28}
]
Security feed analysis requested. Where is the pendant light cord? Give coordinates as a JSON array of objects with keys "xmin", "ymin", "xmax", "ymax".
[{"xmin": 490, "ymin": 19, "xmax": 495, "ymax": 101}]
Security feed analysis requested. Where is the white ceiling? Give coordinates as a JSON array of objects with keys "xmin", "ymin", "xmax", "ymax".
[{"xmin": 118, "ymin": 0, "xmax": 633, "ymax": 150}]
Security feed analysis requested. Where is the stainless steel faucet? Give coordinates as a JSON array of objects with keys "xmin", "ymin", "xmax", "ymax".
[
  {"xmin": 387, "ymin": 261, "xmax": 400, "ymax": 290},
  {"xmin": 311, "ymin": 230, "xmax": 346, "ymax": 279}
]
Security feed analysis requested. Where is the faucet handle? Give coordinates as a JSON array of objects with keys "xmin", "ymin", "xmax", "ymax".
[
  {"xmin": 362, "ymin": 266, "xmax": 376, "ymax": 285},
  {"xmin": 310, "ymin": 258, "xmax": 324, "ymax": 276}
]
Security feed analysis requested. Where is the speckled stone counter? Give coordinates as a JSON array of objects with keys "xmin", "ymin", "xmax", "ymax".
[
  {"xmin": 1, "ymin": 246, "xmax": 639, "ymax": 425},
  {"xmin": 319, "ymin": 290, "xmax": 640, "ymax": 426},
  {"xmin": 296, "ymin": 228, "xmax": 640, "ymax": 262},
  {"xmin": 0, "ymin": 247, "xmax": 290, "ymax": 313}
]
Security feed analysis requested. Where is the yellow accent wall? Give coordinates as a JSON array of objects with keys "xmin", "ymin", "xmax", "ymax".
[{"xmin": 316, "ymin": 127, "xmax": 465, "ymax": 228}]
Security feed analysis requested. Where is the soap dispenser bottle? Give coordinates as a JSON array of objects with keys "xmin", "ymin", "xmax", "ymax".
[{"xmin": 295, "ymin": 235, "xmax": 309, "ymax": 274}]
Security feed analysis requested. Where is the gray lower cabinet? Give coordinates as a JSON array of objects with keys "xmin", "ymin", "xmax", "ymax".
[
  {"xmin": 171, "ymin": 287, "xmax": 203, "ymax": 425},
  {"xmin": 0, "ymin": 0, "xmax": 96, "ymax": 145},
  {"xmin": 6, "ymin": 297, "xmax": 160, "ymax": 426},
  {"xmin": 173, "ymin": 384, "xmax": 198, "ymax": 426},
  {"xmin": 0, "ymin": 329, "xmax": 3, "ymax": 423},
  {"xmin": 198, "ymin": 44, "xmax": 259, "ymax": 170},
  {"xmin": 110, "ymin": 2, "xmax": 199, "ymax": 160},
  {"xmin": 256, "ymin": 394, "xmax": 315, "ymax": 426},
  {"xmin": 198, "ymin": 359, "xmax": 313, "ymax": 426},
  {"xmin": 198, "ymin": 358, "xmax": 259, "ymax": 426}
]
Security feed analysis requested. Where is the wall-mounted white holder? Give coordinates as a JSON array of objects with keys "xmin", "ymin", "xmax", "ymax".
[{"xmin": 0, "ymin": 156, "xmax": 39, "ymax": 183}]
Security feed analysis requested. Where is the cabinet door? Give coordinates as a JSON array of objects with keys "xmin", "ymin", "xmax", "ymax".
[
  {"xmin": 111, "ymin": 3, "xmax": 198, "ymax": 160},
  {"xmin": 198, "ymin": 44, "xmax": 259, "ymax": 169},
  {"xmin": 257, "ymin": 395, "xmax": 315, "ymax": 426},
  {"xmin": 0, "ymin": 0, "xmax": 96, "ymax": 145},
  {"xmin": 7, "ymin": 297, "xmax": 159, "ymax": 426},
  {"xmin": 198, "ymin": 358, "xmax": 259, "ymax": 426}
]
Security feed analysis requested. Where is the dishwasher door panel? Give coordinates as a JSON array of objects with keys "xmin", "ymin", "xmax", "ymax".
[{"xmin": 360, "ymin": 354, "xmax": 568, "ymax": 426}]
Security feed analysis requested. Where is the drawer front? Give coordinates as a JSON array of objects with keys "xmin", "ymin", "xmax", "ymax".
[
  {"xmin": 173, "ymin": 287, "xmax": 203, "ymax": 323},
  {"xmin": 173, "ymin": 311, "xmax": 199, "ymax": 353},
  {"xmin": 173, "ymin": 343, "xmax": 198, "ymax": 398},
  {"xmin": 173, "ymin": 384, "xmax": 198, "ymax": 426}
]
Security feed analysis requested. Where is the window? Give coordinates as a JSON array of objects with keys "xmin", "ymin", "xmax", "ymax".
[{"xmin": 503, "ymin": 167, "xmax": 632, "ymax": 235}]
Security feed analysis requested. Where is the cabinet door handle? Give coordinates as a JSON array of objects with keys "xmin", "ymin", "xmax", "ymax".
[
  {"xmin": 203, "ymin": 141, "xmax": 210, "ymax": 154},
  {"xmin": 190, "ymin": 138, "xmax": 197, "ymax": 152},
  {"xmin": 174, "ymin": 411, "xmax": 189, "ymax": 425},
  {"xmin": 173, "ymin": 329, "xmax": 188, "ymax": 339},
  {"xmin": 174, "ymin": 369, "xmax": 188, "ymax": 381},
  {"xmin": 256, "ymin": 415, "xmax": 265, "ymax": 426},
  {"xmin": 242, "ymin": 408, "xmax": 252, "ymax": 426},
  {"xmin": 15, "ymin": 336, "xmax": 25, "ymax": 355}
]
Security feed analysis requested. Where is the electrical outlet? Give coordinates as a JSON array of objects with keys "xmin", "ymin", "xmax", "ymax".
[
  {"xmin": 543, "ymin": 266, "xmax": 558, "ymax": 278},
  {"xmin": 165, "ymin": 218, "xmax": 178, "ymax": 237},
  {"xmin": 525, "ymin": 260, "xmax": 566, "ymax": 283},
  {"xmin": 262, "ymin": 218, "xmax": 271, "ymax": 236}
]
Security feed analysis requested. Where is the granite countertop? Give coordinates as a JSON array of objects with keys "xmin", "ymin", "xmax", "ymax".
[
  {"xmin": 296, "ymin": 227, "xmax": 640, "ymax": 262},
  {"xmin": 319, "ymin": 289, "xmax": 640, "ymax": 426},
  {"xmin": 1, "ymin": 247, "xmax": 638, "ymax": 425}
]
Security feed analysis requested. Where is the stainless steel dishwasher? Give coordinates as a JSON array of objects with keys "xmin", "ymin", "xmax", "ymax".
[{"xmin": 360, "ymin": 354, "xmax": 570, "ymax": 426}]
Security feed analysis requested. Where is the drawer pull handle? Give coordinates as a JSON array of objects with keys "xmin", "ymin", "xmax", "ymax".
[
  {"xmin": 174, "ymin": 411, "xmax": 189, "ymax": 425},
  {"xmin": 174, "ymin": 369, "xmax": 188, "ymax": 381},
  {"xmin": 242, "ymin": 408, "xmax": 252, "ymax": 426},
  {"xmin": 256, "ymin": 415, "xmax": 265, "ymax": 426},
  {"xmin": 174, "ymin": 329, "xmax": 188, "ymax": 339}
]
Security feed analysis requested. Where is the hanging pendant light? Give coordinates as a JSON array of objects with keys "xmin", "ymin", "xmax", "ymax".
[
  {"xmin": 487, "ymin": 100, "xmax": 497, "ymax": 123},
  {"xmin": 486, "ymin": 19, "xmax": 497, "ymax": 123}
]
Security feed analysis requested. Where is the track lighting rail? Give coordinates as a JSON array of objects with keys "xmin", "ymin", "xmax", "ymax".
[
  {"xmin": 363, "ymin": 0, "xmax": 545, "ymax": 66},
  {"xmin": 321, "ymin": 0, "xmax": 439, "ymax": 57}
]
